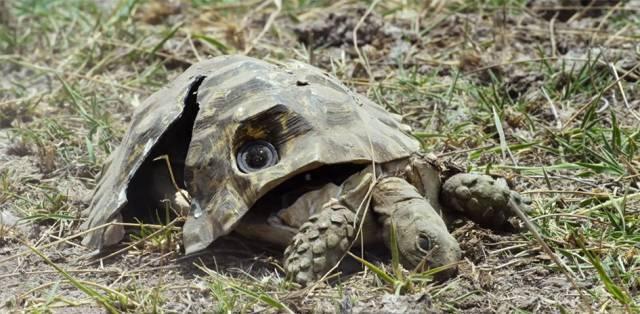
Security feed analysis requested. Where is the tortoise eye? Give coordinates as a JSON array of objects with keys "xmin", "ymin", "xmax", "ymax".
[
  {"xmin": 418, "ymin": 234, "xmax": 432, "ymax": 252},
  {"xmin": 237, "ymin": 140, "xmax": 279, "ymax": 173}
]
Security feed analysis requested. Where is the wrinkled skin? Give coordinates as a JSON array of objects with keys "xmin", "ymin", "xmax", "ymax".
[
  {"xmin": 172, "ymin": 155, "xmax": 529, "ymax": 285},
  {"xmin": 83, "ymin": 55, "xmax": 530, "ymax": 286},
  {"xmin": 266, "ymin": 156, "xmax": 528, "ymax": 285}
]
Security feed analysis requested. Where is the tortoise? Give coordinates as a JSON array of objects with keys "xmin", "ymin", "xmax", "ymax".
[{"xmin": 82, "ymin": 55, "xmax": 529, "ymax": 285}]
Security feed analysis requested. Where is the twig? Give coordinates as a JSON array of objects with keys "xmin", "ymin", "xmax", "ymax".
[
  {"xmin": 6, "ymin": 58, "xmax": 145, "ymax": 93},
  {"xmin": 86, "ymin": 218, "xmax": 181, "ymax": 265},
  {"xmin": 436, "ymin": 144, "xmax": 496, "ymax": 158},
  {"xmin": 153, "ymin": 154, "xmax": 191, "ymax": 207},
  {"xmin": 187, "ymin": 33, "xmax": 203, "ymax": 62},
  {"xmin": 562, "ymin": 62, "xmax": 640, "ymax": 131},
  {"xmin": 523, "ymin": 189, "xmax": 611, "ymax": 197},
  {"xmin": 541, "ymin": 86, "xmax": 562, "ymax": 129},
  {"xmin": 595, "ymin": 96, "xmax": 609, "ymax": 113},
  {"xmin": 0, "ymin": 222, "xmax": 119, "ymax": 265},
  {"xmin": 609, "ymin": 63, "xmax": 640, "ymax": 122},
  {"xmin": 576, "ymin": 192, "xmax": 640, "ymax": 215},
  {"xmin": 467, "ymin": 57, "xmax": 598, "ymax": 74},
  {"xmin": 589, "ymin": 1, "xmax": 623, "ymax": 46},
  {"xmin": 244, "ymin": 0, "xmax": 282, "ymax": 54},
  {"xmin": 530, "ymin": 213, "xmax": 602, "ymax": 222},
  {"xmin": 549, "ymin": 14, "xmax": 557, "ymax": 58},
  {"xmin": 352, "ymin": 0, "xmax": 381, "ymax": 87}
]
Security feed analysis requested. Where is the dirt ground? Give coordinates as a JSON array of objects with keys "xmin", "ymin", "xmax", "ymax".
[{"xmin": 1, "ymin": 0, "xmax": 639, "ymax": 313}]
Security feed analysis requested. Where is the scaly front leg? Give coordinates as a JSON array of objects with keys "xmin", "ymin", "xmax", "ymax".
[{"xmin": 283, "ymin": 200, "xmax": 357, "ymax": 285}]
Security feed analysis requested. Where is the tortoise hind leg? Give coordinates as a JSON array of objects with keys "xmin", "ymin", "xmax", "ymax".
[
  {"xmin": 441, "ymin": 173, "xmax": 530, "ymax": 228},
  {"xmin": 283, "ymin": 201, "xmax": 357, "ymax": 285}
]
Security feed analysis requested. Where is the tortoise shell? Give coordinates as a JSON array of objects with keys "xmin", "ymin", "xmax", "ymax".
[{"xmin": 82, "ymin": 55, "xmax": 420, "ymax": 254}]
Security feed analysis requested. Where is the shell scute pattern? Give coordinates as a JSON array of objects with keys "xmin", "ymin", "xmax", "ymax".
[{"xmin": 83, "ymin": 55, "xmax": 420, "ymax": 255}]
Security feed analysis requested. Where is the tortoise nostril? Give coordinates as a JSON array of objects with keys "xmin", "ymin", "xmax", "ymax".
[{"xmin": 418, "ymin": 234, "xmax": 432, "ymax": 252}]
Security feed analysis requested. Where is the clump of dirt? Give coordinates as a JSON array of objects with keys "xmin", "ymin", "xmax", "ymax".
[
  {"xmin": 293, "ymin": 6, "xmax": 392, "ymax": 49},
  {"xmin": 0, "ymin": 104, "xmax": 19, "ymax": 128},
  {"xmin": 134, "ymin": 0, "xmax": 183, "ymax": 25},
  {"xmin": 528, "ymin": 0, "xmax": 623, "ymax": 22},
  {"xmin": 504, "ymin": 70, "xmax": 545, "ymax": 100}
]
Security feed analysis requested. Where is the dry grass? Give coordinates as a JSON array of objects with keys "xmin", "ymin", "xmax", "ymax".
[{"xmin": 1, "ymin": 0, "xmax": 639, "ymax": 312}]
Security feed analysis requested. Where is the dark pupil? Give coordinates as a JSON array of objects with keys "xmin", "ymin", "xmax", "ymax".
[
  {"xmin": 245, "ymin": 144, "xmax": 270, "ymax": 169},
  {"xmin": 418, "ymin": 235, "xmax": 432, "ymax": 251}
]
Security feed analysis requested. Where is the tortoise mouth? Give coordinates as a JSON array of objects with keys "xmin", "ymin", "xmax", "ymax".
[{"xmin": 249, "ymin": 163, "xmax": 367, "ymax": 216}]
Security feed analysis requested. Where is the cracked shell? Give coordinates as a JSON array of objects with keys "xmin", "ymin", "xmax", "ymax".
[{"xmin": 82, "ymin": 55, "xmax": 420, "ymax": 254}]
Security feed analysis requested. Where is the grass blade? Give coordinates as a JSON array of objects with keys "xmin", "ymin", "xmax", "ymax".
[
  {"xmin": 23, "ymin": 241, "xmax": 119, "ymax": 313},
  {"xmin": 348, "ymin": 251, "xmax": 397, "ymax": 287},
  {"xmin": 229, "ymin": 284, "xmax": 294, "ymax": 314}
]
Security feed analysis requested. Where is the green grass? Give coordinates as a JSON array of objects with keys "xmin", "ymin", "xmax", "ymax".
[{"xmin": 1, "ymin": 0, "xmax": 639, "ymax": 312}]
